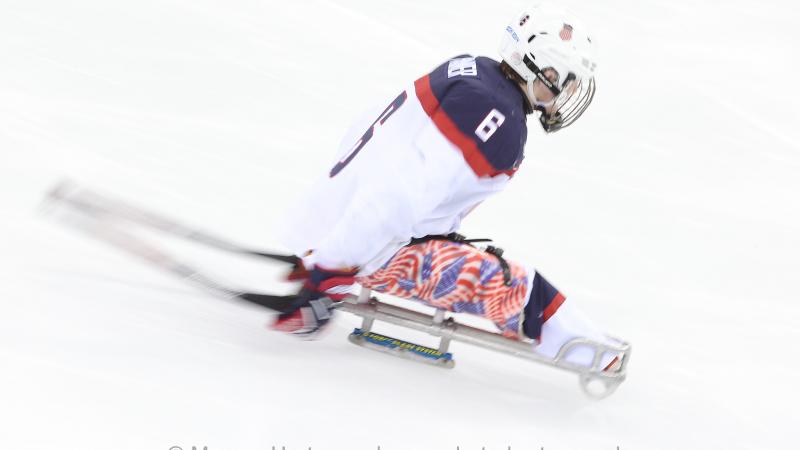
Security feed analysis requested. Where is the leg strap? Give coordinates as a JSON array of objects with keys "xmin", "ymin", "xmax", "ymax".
[{"xmin": 406, "ymin": 233, "xmax": 512, "ymax": 286}]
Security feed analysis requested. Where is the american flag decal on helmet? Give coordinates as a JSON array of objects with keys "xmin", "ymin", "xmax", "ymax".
[{"xmin": 560, "ymin": 24, "xmax": 573, "ymax": 41}]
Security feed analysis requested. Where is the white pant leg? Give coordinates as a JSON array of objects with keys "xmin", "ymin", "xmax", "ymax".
[{"xmin": 533, "ymin": 299, "xmax": 618, "ymax": 369}]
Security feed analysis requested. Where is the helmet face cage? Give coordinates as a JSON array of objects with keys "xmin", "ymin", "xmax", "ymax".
[
  {"xmin": 525, "ymin": 51, "xmax": 596, "ymax": 133},
  {"xmin": 539, "ymin": 76, "xmax": 596, "ymax": 133}
]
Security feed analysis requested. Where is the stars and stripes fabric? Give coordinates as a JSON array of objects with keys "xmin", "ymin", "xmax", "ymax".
[
  {"xmin": 357, "ymin": 239, "xmax": 531, "ymax": 337},
  {"xmin": 559, "ymin": 23, "xmax": 573, "ymax": 41},
  {"xmin": 357, "ymin": 239, "xmax": 621, "ymax": 371}
]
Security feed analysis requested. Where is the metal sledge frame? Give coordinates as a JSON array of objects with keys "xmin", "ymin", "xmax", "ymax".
[{"xmin": 339, "ymin": 288, "xmax": 631, "ymax": 399}]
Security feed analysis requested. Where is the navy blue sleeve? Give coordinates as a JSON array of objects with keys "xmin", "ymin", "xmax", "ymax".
[{"xmin": 414, "ymin": 56, "xmax": 526, "ymax": 177}]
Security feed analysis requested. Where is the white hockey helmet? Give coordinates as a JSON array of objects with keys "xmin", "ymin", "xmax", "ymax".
[{"xmin": 499, "ymin": 3, "xmax": 598, "ymax": 132}]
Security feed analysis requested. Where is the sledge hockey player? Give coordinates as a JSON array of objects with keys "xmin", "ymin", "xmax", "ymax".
[{"xmin": 273, "ymin": 4, "xmax": 616, "ymax": 369}]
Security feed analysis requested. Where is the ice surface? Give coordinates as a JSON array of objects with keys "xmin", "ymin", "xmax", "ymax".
[{"xmin": 1, "ymin": 1, "xmax": 799, "ymax": 449}]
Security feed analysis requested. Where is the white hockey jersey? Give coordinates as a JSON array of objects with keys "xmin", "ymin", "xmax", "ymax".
[{"xmin": 278, "ymin": 55, "xmax": 530, "ymax": 274}]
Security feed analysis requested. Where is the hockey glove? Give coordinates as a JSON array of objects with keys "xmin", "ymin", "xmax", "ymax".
[
  {"xmin": 284, "ymin": 258, "xmax": 310, "ymax": 282},
  {"xmin": 271, "ymin": 265, "xmax": 357, "ymax": 337}
]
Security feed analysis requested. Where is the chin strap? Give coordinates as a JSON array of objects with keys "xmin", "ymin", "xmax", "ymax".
[{"xmin": 526, "ymin": 78, "xmax": 536, "ymax": 103}]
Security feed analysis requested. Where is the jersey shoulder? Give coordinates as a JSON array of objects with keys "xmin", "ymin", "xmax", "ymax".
[{"xmin": 414, "ymin": 55, "xmax": 528, "ymax": 177}]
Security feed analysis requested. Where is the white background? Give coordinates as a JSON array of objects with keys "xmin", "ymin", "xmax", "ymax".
[{"xmin": 1, "ymin": 0, "xmax": 799, "ymax": 449}]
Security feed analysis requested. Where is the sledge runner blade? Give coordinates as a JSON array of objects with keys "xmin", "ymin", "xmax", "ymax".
[{"xmin": 348, "ymin": 328, "xmax": 455, "ymax": 368}]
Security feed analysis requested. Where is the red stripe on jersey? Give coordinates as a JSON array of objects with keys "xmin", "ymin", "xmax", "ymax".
[
  {"xmin": 542, "ymin": 292, "xmax": 566, "ymax": 323},
  {"xmin": 414, "ymin": 75, "xmax": 499, "ymax": 178}
]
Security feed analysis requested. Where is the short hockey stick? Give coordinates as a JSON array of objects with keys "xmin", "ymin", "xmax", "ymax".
[
  {"xmin": 51, "ymin": 209, "xmax": 297, "ymax": 313},
  {"xmin": 46, "ymin": 180, "xmax": 299, "ymax": 265}
]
